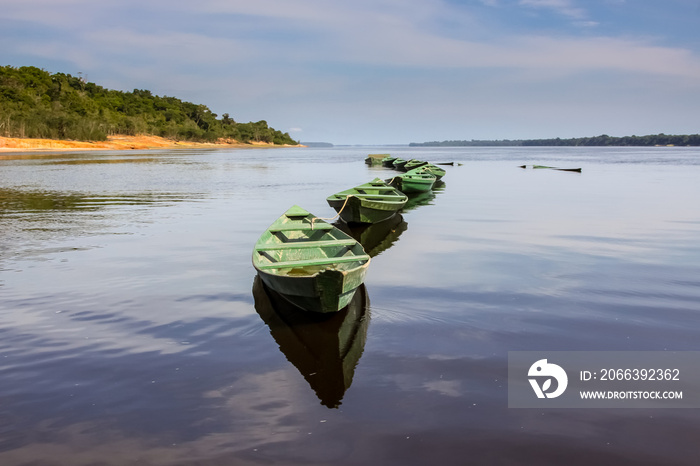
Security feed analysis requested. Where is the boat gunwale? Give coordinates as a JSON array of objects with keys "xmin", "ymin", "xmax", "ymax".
[
  {"xmin": 327, "ymin": 193, "xmax": 407, "ymax": 202},
  {"xmin": 253, "ymin": 206, "xmax": 370, "ymax": 274},
  {"xmin": 327, "ymin": 179, "xmax": 408, "ymax": 205},
  {"xmin": 404, "ymin": 160, "xmax": 428, "ymax": 168},
  {"xmin": 256, "ymin": 253, "xmax": 371, "ymax": 270},
  {"xmin": 399, "ymin": 173, "xmax": 437, "ymax": 181},
  {"xmin": 408, "ymin": 163, "xmax": 445, "ymax": 173}
]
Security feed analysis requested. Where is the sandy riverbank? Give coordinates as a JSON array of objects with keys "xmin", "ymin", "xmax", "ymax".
[{"xmin": 0, "ymin": 135, "xmax": 298, "ymax": 153}]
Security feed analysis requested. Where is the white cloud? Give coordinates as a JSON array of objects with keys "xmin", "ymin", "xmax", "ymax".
[
  {"xmin": 0, "ymin": 0, "xmax": 117, "ymax": 27},
  {"xmin": 519, "ymin": 0, "xmax": 587, "ymax": 19},
  {"xmin": 171, "ymin": 1, "xmax": 700, "ymax": 80},
  {"xmin": 3, "ymin": 0, "xmax": 700, "ymax": 143},
  {"xmin": 192, "ymin": 0, "xmax": 451, "ymax": 25},
  {"xmin": 317, "ymin": 25, "xmax": 700, "ymax": 80},
  {"xmin": 574, "ymin": 21, "xmax": 600, "ymax": 28},
  {"xmin": 84, "ymin": 29, "xmax": 254, "ymax": 65},
  {"xmin": 8, "ymin": 0, "xmax": 700, "ymax": 80}
]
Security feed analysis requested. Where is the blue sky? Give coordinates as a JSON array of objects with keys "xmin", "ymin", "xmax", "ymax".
[{"xmin": 2, "ymin": 0, "xmax": 700, "ymax": 144}]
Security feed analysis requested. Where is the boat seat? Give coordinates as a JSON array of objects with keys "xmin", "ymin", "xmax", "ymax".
[
  {"xmin": 355, "ymin": 188, "xmax": 397, "ymax": 194},
  {"xmin": 356, "ymin": 193, "xmax": 404, "ymax": 197},
  {"xmin": 357, "ymin": 196, "xmax": 405, "ymax": 201},
  {"xmin": 256, "ymin": 254, "xmax": 370, "ymax": 269},
  {"xmin": 268, "ymin": 223, "xmax": 333, "ymax": 232},
  {"xmin": 256, "ymin": 239, "xmax": 358, "ymax": 251}
]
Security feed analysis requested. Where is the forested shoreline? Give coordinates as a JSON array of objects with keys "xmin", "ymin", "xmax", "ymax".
[
  {"xmin": 0, "ymin": 65, "xmax": 298, "ymax": 145},
  {"xmin": 410, "ymin": 133, "xmax": 700, "ymax": 147}
]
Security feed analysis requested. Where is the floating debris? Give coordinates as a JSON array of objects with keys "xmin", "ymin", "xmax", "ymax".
[{"xmin": 520, "ymin": 165, "xmax": 582, "ymax": 172}]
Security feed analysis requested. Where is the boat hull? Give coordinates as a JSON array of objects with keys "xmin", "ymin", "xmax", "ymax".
[
  {"xmin": 387, "ymin": 173, "xmax": 436, "ymax": 193},
  {"xmin": 381, "ymin": 157, "xmax": 398, "ymax": 167},
  {"xmin": 392, "ymin": 159, "xmax": 408, "ymax": 170},
  {"xmin": 403, "ymin": 160, "xmax": 429, "ymax": 171},
  {"xmin": 411, "ymin": 164, "xmax": 446, "ymax": 180},
  {"xmin": 252, "ymin": 205, "xmax": 371, "ymax": 313},
  {"xmin": 326, "ymin": 178, "xmax": 408, "ymax": 225},
  {"xmin": 257, "ymin": 266, "xmax": 367, "ymax": 313},
  {"xmin": 400, "ymin": 179, "xmax": 434, "ymax": 193},
  {"xmin": 365, "ymin": 154, "xmax": 387, "ymax": 166},
  {"xmin": 327, "ymin": 195, "xmax": 401, "ymax": 224}
]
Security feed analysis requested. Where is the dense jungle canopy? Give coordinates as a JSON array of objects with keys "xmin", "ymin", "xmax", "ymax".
[{"xmin": 0, "ymin": 65, "xmax": 298, "ymax": 145}]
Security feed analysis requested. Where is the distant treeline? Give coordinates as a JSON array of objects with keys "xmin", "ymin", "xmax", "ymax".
[
  {"xmin": 410, "ymin": 133, "xmax": 700, "ymax": 147},
  {"xmin": 0, "ymin": 65, "xmax": 298, "ymax": 144},
  {"xmin": 301, "ymin": 142, "xmax": 334, "ymax": 147}
]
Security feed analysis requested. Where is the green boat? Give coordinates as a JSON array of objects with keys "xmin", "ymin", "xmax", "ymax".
[
  {"xmin": 252, "ymin": 205, "xmax": 370, "ymax": 313},
  {"xmin": 381, "ymin": 156, "xmax": 398, "ymax": 167},
  {"xmin": 392, "ymin": 158, "xmax": 408, "ymax": 170},
  {"xmin": 326, "ymin": 178, "xmax": 408, "ymax": 225},
  {"xmin": 409, "ymin": 163, "xmax": 446, "ymax": 180},
  {"xmin": 253, "ymin": 276, "xmax": 370, "ymax": 408},
  {"xmin": 386, "ymin": 171, "xmax": 436, "ymax": 193},
  {"xmin": 365, "ymin": 154, "xmax": 388, "ymax": 166},
  {"xmin": 403, "ymin": 159, "xmax": 429, "ymax": 171}
]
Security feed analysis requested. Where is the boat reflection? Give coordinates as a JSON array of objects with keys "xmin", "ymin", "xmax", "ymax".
[
  {"xmin": 400, "ymin": 191, "xmax": 435, "ymax": 212},
  {"xmin": 252, "ymin": 276, "xmax": 371, "ymax": 408},
  {"xmin": 334, "ymin": 213, "xmax": 408, "ymax": 258},
  {"xmin": 399, "ymin": 181, "xmax": 446, "ymax": 212}
]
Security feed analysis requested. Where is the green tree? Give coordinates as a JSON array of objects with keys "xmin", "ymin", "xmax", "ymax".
[{"xmin": 0, "ymin": 65, "xmax": 298, "ymax": 145}]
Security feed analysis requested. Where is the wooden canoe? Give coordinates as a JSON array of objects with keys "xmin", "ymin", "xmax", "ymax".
[
  {"xmin": 381, "ymin": 156, "xmax": 398, "ymax": 167},
  {"xmin": 392, "ymin": 158, "xmax": 408, "ymax": 170},
  {"xmin": 252, "ymin": 205, "xmax": 370, "ymax": 313},
  {"xmin": 408, "ymin": 163, "xmax": 446, "ymax": 180},
  {"xmin": 364, "ymin": 154, "xmax": 385, "ymax": 166},
  {"xmin": 386, "ymin": 171, "xmax": 436, "ymax": 193},
  {"xmin": 253, "ymin": 276, "xmax": 370, "ymax": 408},
  {"xmin": 403, "ymin": 159, "xmax": 429, "ymax": 171},
  {"xmin": 326, "ymin": 178, "xmax": 408, "ymax": 224}
]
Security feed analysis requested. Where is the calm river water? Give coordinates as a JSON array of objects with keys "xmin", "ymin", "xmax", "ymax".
[{"xmin": 1, "ymin": 146, "xmax": 699, "ymax": 465}]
